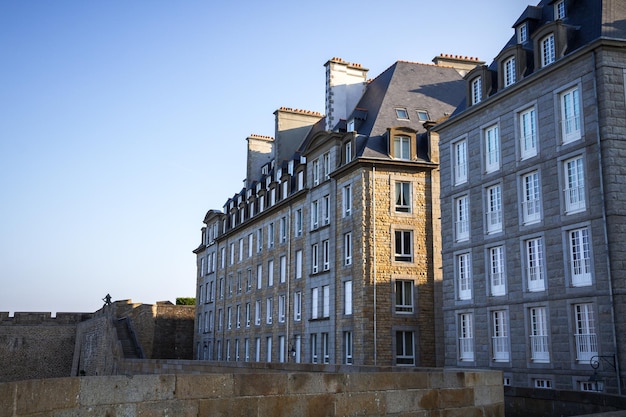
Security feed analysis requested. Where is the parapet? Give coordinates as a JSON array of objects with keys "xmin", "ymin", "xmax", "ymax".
[{"xmin": 0, "ymin": 312, "xmax": 93, "ymax": 325}]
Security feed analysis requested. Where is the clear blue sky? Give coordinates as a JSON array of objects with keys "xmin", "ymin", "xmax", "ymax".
[{"xmin": 0, "ymin": 1, "xmax": 532, "ymax": 314}]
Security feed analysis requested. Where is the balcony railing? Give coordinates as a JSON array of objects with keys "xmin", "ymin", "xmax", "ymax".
[{"xmin": 575, "ymin": 333, "xmax": 598, "ymax": 362}]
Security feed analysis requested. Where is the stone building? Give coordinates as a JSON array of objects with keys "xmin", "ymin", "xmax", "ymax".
[
  {"xmin": 433, "ymin": 0, "xmax": 626, "ymax": 394},
  {"xmin": 193, "ymin": 56, "xmax": 476, "ymax": 366}
]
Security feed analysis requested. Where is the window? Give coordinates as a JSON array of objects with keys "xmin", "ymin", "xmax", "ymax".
[
  {"xmin": 279, "ymin": 217, "xmax": 287, "ymax": 243},
  {"xmin": 323, "ymin": 152, "xmax": 330, "ymax": 180},
  {"xmin": 534, "ymin": 379, "xmax": 553, "ymax": 389},
  {"xmin": 541, "ymin": 34, "xmax": 555, "ymax": 67},
  {"xmin": 238, "ymin": 239, "xmax": 244, "ymax": 261},
  {"xmin": 282, "ymin": 180, "xmax": 288, "ymax": 199},
  {"xmin": 218, "ymin": 309, "xmax": 223, "ymax": 331},
  {"xmin": 486, "ymin": 184, "xmax": 502, "ymax": 234},
  {"xmin": 268, "ymin": 223, "xmax": 275, "ymax": 248},
  {"xmin": 278, "ymin": 335, "xmax": 285, "ymax": 363},
  {"xmin": 522, "ymin": 171, "xmax": 542, "ymax": 224},
  {"xmin": 394, "ymin": 230, "xmax": 413, "ymax": 262},
  {"xmin": 311, "ymin": 200, "xmax": 319, "ymax": 229},
  {"xmin": 344, "ymin": 281, "xmax": 352, "ymax": 315},
  {"xmin": 229, "ymin": 243, "xmax": 235, "ymax": 265},
  {"xmin": 561, "ymin": 87, "xmax": 581, "ymax": 143},
  {"xmin": 255, "ymin": 300, "xmax": 261, "ymax": 325},
  {"xmin": 322, "ymin": 240, "xmax": 330, "ymax": 271},
  {"xmin": 279, "ymin": 256, "xmax": 286, "ymax": 283},
  {"xmin": 257, "ymin": 228, "xmax": 263, "ymax": 252},
  {"xmin": 255, "ymin": 337, "xmax": 261, "ymax": 362},
  {"xmin": 259, "ymin": 195, "xmax": 265, "ymax": 213},
  {"xmin": 396, "ymin": 331, "xmax": 415, "ymax": 365},
  {"xmin": 574, "ymin": 303, "xmax": 597, "ymax": 362},
  {"xmin": 453, "ymin": 139, "xmax": 468, "ymax": 185},
  {"xmin": 416, "ymin": 110, "xmax": 429, "ymax": 121},
  {"xmin": 295, "ymin": 250, "xmax": 302, "ymax": 279},
  {"xmin": 236, "ymin": 304, "xmax": 241, "ymax": 328},
  {"xmin": 236, "ymin": 271, "xmax": 242, "ymax": 293},
  {"xmin": 266, "ymin": 297, "xmax": 273, "ymax": 324},
  {"xmin": 344, "ymin": 232, "xmax": 352, "ymax": 265},
  {"xmin": 504, "ymin": 57, "xmax": 516, "ymax": 87},
  {"xmin": 395, "ymin": 280, "xmax": 414, "ymax": 313},
  {"xmin": 530, "ymin": 307, "xmax": 550, "ymax": 362},
  {"xmin": 244, "ymin": 338, "xmax": 250, "ymax": 362},
  {"xmin": 518, "ymin": 23, "xmax": 528, "ymax": 44},
  {"xmin": 455, "ymin": 195, "xmax": 470, "ymax": 241},
  {"xmin": 219, "ymin": 277, "xmax": 224, "ymax": 299},
  {"xmin": 393, "ymin": 136, "xmax": 411, "ymax": 160},
  {"xmin": 564, "ymin": 156, "xmax": 585, "ymax": 213},
  {"xmin": 256, "ymin": 264, "xmax": 262, "ymax": 289},
  {"xmin": 395, "ymin": 181, "xmax": 411, "ymax": 213},
  {"xmin": 312, "ymin": 244, "xmax": 319, "ymax": 274},
  {"xmin": 294, "ymin": 291, "xmax": 302, "ymax": 321},
  {"xmin": 489, "ymin": 246, "xmax": 506, "ymax": 296},
  {"xmin": 395, "ymin": 108, "xmax": 409, "ymax": 119},
  {"xmin": 457, "ymin": 253, "xmax": 472, "ymax": 301},
  {"xmin": 520, "ymin": 107, "xmax": 537, "ymax": 159},
  {"xmin": 278, "ymin": 295, "xmax": 286, "ymax": 323},
  {"xmin": 245, "ymin": 303, "xmax": 251, "ymax": 327},
  {"xmin": 344, "ymin": 331, "xmax": 353, "ymax": 364},
  {"xmin": 492, "ymin": 310, "xmax": 509, "ymax": 362},
  {"xmin": 569, "ymin": 227, "xmax": 592, "ymax": 287},
  {"xmin": 459, "ymin": 313, "xmax": 474, "ymax": 361},
  {"xmin": 343, "ymin": 184, "xmax": 352, "ymax": 216},
  {"xmin": 555, "ymin": 0, "xmax": 565, "ymax": 19},
  {"xmin": 322, "ymin": 285, "xmax": 330, "ymax": 318},
  {"xmin": 311, "ymin": 334, "xmax": 318, "ymax": 363},
  {"xmin": 311, "ymin": 287, "xmax": 319, "ymax": 319},
  {"xmin": 227, "ymin": 307, "xmax": 232, "ymax": 329},
  {"xmin": 312, "ymin": 158, "xmax": 320, "ymax": 186},
  {"xmin": 268, "ymin": 259, "xmax": 274, "ymax": 287},
  {"xmin": 344, "ymin": 141, "xmax": 352, "ymax": 164},
  {"xmin": 295, "ymin": 208, "xmax": 303, "ymax": 236},
  {"xmin": 246, "ymin": 269, "xmax": 252, "ymax": 291},
  {"xmin": 471, "ymin": 76, "xmax": 482, "ymax": 105},
  {"xmin": 526, "ymin": 237, "xmax": 545, "ymax": 292},
  {"xmin": 484, "ymin": 125, "xmax": 500, "ymax": 173},
  {"xmin": 248, "ymin": 234, "xmax": 253, "ymax": 258},
  {"xmin": 323, "ymin": 195, "xmax": 330, "ymax": 225},
  {"xmin": 322, "ymin": 333, "xmax": 330, "ymax": 364},
  {"xmin": 297, "ymin": 170, "xmax": 304, "ymax": 190},
  {"xmin": 266, "ymin": 337, "xmax": 272, "ymax": 362}
]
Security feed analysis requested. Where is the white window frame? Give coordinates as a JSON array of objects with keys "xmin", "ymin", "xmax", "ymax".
[
  {"xmin": 489, "ymin": 246, "xmax": 506, "ymax": 296},
  {"xmin": 323, "ymin": 195, "xmax": 330, "ymax": 225},
  {"xmin": 459, "ymin": 313, "xmax": 474, "ymax": 361},
  {"xmin": 564, "ymin": 156, "xmax": 586, "ymax": 213},
  {"xmin": 344, "ymin": 280, "xmax": 352, "ymax": 315},
  {"xmin": 311, "ymin": 287, "xmax": 319, "ymax": 319},
  {"xmin": 278, "ymin": 294, "xmax": 286, "ymax": 323},
  {"xmin": 395, "ymin": 181, "xmax": 411, "ymax": 213},
  {"xmin": 245, "ymin": 302, "xmax": 251, "ymax": 327},
  {"xmin": 518, "ymin": 23, "xmax": 528, "ymax": 43},
  {"xmin": 257, "ymin": 228, "xmax": 263, "ymax": 252},
  {"xmin": 555, "ymin": 0, "xmax": 565, "ymax": 19},
  {"xmin": 486, "ymin": 184, "xmax": 503, "ymax": 234},
  {"xmin": 279, "ymin": 217, "xmax": 287, "ymax": 243},
  {"xmin": 344, "ymin": 232, "xmax": 352, "ymax": 266},
  {"xmin": 322, "ymin": 285, "xmax": 330, "ymax": 318},
  {"xmin": 395, "ymin": 280, "xmax": 414, "ymax": 313},
  {"xmin": 322, "ymin": 239, "xmax": 330, "ymax": 271},
  {"xmin": 455, "ymin": 195, "xmax": 470, "ymax": 241},
  {"xmin": 484, "ymin": 124, "xmax": 500, "ymax": 173},
  {"xmin": 344, "ymin": 141, "xmax": 352, "ymax": 164},
  {"xmin": 574, "ymin": 303, "xmax": 597, "ymax": 362},
  {"xmin": 530, "ymin": 306, "xmax": 550, "ymax": 362},
  {"xmin": 541, "ymin": 33, "xmax": 555, "ymax": 67},
  {"xmin": 256, "ymin": 264, "xmax": 262, "ymax": 289},
  {"xmin": 266, "ymin": 297, "xmax": 273, "ymax": 325},
  {"xmin": 343, "ymin": 184, "xmax": 352, "ymax": 217},
  {"xmin": 255, "ymin": 300, "xmax": 261, "ymax": 326},
  {"xmin": 295, "ymin": 249, "xmax": 303, "ymax": 279},
  {"xmin": 311, "ymin": 200, "xmax": 319, "ymax": 229},
  {"xmin": 268, "ymin": 222, "xmax": 274, "ymax": 249},
  {"xmin": 561, "ymin": 86, "xmax": 581, "ymax": 143},
  {"xmin": 312, "ymin": 243, "xmax": 319, "ymax": 274},
  {"xmin": 344, "ymin": 331, "xmax": 353, "ymax": 365},
  {"xmin": 526, "ymin": 237, "xmax": 546, "ymax": 292},
  {"xmin": 569, "ymin": 227, "xmax": 592, "ymax": 287},
  {"xmin": 492, "ymin": 310, "xmax": 510, "ymax": 362},
  {"xmin": 311, "ymin": 334, "xmax": 318, "ymax": 363},
  {"xmin": 266, "ymin": 336, "xmax": 272, "ymax": 362},
  {"xmin": 504, "ymin": 57, "xmax": 516, "ymax": 87},
  {"xmin": 457, "ymin": 253, "xmax": 472, "ymax": 300},
  {"xmin": 394, "ymin": 230, "xmax": 413, "ymax": 262},
  {"xmin": 294, "ymin": 291, "xmax": 302, "ymax": 321},
  {"xmin": 522, "ymin": 171, "xmax": 542, "ymax": 224},
  {"xmin": 268, "ymin": 259, "xmax": 274, "ymax": 287},
  {"xmin": 453, "ymin": 139, "xmax": 468, "ymax": 185},
  {"xmin": 520, "ymin": 107, "xmax": 537, "ymax": 159},
  {"xmin": 471, "ymin": 76, "xmax": 482, "ymax": 105},
  {"xmin": 323, "ymin": 152, "xmax": 330, "ymax": 180},
  {"xmin": 279, "ymin": 255, "xmax": 286, "ymax": 283},
  {"xmin": 322, "ymin": 333, "xmax": 330, "ymax": 364},
  {"xmin": 393, "ymin": 136, "xmax": 411, "ymax": 160},
  {"xmin": 396, "ymin": 331, "xmax": 415, "ymax": 366},
  {"xmin": 312, "ymin": 158, "xmax": 320, "ymax": 186},
  {"xmin": 248, "ymin": 234, "xmax": 253, "ymax": 258},
  {"xmin": 295, "ymin": 208, "xmax": 303, "ymax": 237}
]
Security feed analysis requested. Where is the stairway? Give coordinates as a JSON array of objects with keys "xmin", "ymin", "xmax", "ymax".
[{"xmin": 114, "ymin": 318, "xmax": 143, "ymax": 358}]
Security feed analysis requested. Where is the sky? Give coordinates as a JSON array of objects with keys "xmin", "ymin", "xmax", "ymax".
[{"xmin": 0, "ymin": 0, "xmax": 533, "ymax": 315}]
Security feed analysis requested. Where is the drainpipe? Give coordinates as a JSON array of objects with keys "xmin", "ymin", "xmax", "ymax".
[
  {"xmin": 592, "ymin": 49, "xmax": 621, "ymax": 395},
  {"xmin": 286, "ymin": 203, "xmax": 291, "ymax": 362},
  {"xmin": 372, "ymin": 166, "xmax": 377, "ymax": 366}
]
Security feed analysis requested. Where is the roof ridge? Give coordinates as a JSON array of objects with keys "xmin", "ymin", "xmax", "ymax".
[{"xmin": 277, "ymin": 106, "xmax": 324, "ymax": 117}]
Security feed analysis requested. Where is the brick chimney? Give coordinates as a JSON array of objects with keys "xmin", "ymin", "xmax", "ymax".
[
  {"xmin": 274, "ymin": 107, "xmax": 323, "ymax": 164},
  {"xmin": 324, "ymin": 58, "xmax": 368, "ymax": 131},
  {"xmin": 432, "ymin": 54, "xmax": 484, "ymax": 77},
  {"xmin": 246, "ymin": 134, "xmax": 274, "ymax": 187}
]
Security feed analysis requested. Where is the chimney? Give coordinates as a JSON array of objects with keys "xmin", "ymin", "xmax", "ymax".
[
  {"xmin": 246, "ymin": 134, "xmax": 274, "ymax": 188},
  {"xmin": 324, "ymin": 57, "xmax": 368, "ymax": 131},
  {"xmin": 274, "ymin": 107, "xmax": 323, "ymax": 164},
  {"xmin": 432, "ymin": 54, "xmax": 484, "ymax": 77}
]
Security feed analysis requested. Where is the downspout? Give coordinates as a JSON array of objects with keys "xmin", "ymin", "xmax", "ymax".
[
  {"xmin": 372, "ymin": 165, "xmax": 377, "ymax": 366},
  {"xmin": 592, "ymin": 50, "xmax": 621, "ymax": 394},
  {"xmin": 286, "ymin": 203, "xmax": 291, "ymax": 361}
]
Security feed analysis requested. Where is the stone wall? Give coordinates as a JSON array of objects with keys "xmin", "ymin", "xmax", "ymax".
[
  {"xmin": 0, "ymin": 368, "xmax": 504, "ymax": 417},
  {"xmin": 0, "ymin": 312, "xmax": 92, "ymax": 382}
]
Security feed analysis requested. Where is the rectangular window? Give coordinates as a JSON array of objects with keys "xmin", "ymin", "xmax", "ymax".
[
  {"xmin": 230, "ymin": 243, "xmax": 235, "ymax": 265},
  {"xmin": 312, "ymin": 244, "xmax": 319, "ymax": 274},
  {"xmin": 394, "ymin": 230, "xmax": 413, "ymax": 262},
  {"xmin": 245, "ymin": 302, "xmax": 251, "ymax": 327},
  {"xmin": 236, "ymin": 304, "xmax": 241, "ymax": 328},
  {"xmin": 279, "ymin": 256, "xmax": 286, "ymax": 283},
  {"xmin": 459, "ymin": 313, "xmax": 474, "ymax": 361},
  {"xmin": 344, "ymin": 280, "xmax": 352, "ymax": 315},
  {"xmin": 266, "ymin": 337, "xmax": 272, "ymax": 362},
  {"xmin": 312, "ymin": 158, "xmax": 320, "ymax": 186},
  {"xmin": 279, "ymin": 217, "xmax": 287, "ymax": 243},
  {"xmin": 492, "ymin": 310, "xmax": 509, "ymax": 361},
  {"xmin": 534, "ymin": 379, "xmax": 553, "ymax": 389},
  {"xmin": 238, "ymin": 239, "xmax": 243, "ymax": 262},
  {"xmin": 311, "ymin": 200, "xmax": 319, "ymax": 229},
  {"xmin": 217, "ymin": 309, "xmax": 223, "ymax": 331},
  {"xmin": 343, "ymin": 184, "xmax": 352, "ymax": 216},
  {"xmin": 520, "ymin": 107, "xmax": 537, "ymax": 159},
  {"xmin": 504, "ymin": 57, "xmax": 516, "ymax": 87},
  {"xmin": 295, "ymin": 208, "xmax": 303, "ymax": 236},
  {"xmin": 485, "ymin": 125, "xmax": 500, "ymax": 173},
  {"xmin": 268, "ymin": 223, "xmax": 275, "ymax": 249},
  {"xmin": 561, "ymin": 87, "xmax": 581, "ymax": 143},
  {"xmin": 344, "ymin": 331, "xmax": 353, "ymax": 364},
  {"xmin": 395, "ymin": 181, "xmax": 411, "ymax": 213},
  {"xmin": 541, "ymin": 34, "xmax": 555, "ymax": 67},
  {"xmin": 555, "ymin": 0, "xmax": 565, "ymax": 19},
  {"xmin": 526, "ymin": 237, "xmax": 545, "ymax": 292},
  {"xmin": 564, "ymin": 156, "xmax": 585, "ymax": 213},
  {"xmin": 219, "ymin": 277, "xmax": 224, "ymax": 299},
  {"xmin": 393, "ymin": 136, "xmax": 411, "ymax": 160},
  {"xmin": 344, "ymin": 232, "xmax": 352, "ymax": 266},
  {"xmin": 266, "ymin": 297, "xmax": 273, "ymax": 324},
  {"xmin": 322, "ymin": 333, "xmax": 330, "ymax": 363},
  {"xmin": 395, "ymin": 280, "xmax": 414, "ymax": 313},
  {"xmin": 489, "ymin": 246, "xmax": 506, "ymax": 296},
  {"xmin": 574, "ymin": 303, "xmax": 597, "ymax": 362},
  {"xmin": 255, "ymin": 300, "xmax": 261, "ymax": 325},
  {"xmin": 323, "ymin": 195, "xmax": 330, "ymax": 225},
  {"xmin": 530, "ymin": 307, "xmax": 550, "ymax": 362},
  {"xmin": 322, "ymin": 285, "xmax": 330, "ymax": 318},
  {"xmin": 278, "ymin": 295, "xmax": 286, "ymax": 323},
  {"xmin": 486, "ymin": 184, "xmax": 502, "ymax": 234},
  {"xmin": 244, "ymin": 338, "xmax": 250, "ymax": 362},
  {"xmin": 396, "ymin": 331, "xmax": 415, "ymax": 365},
  {"xmin": 294, "ymin": 291, "xmax": 302, "ymax": 321},
  {"xmin": 457, "ymin": 253, "xmax": 472, "ymax": 300},
  {"xmin": 323, "ymin": 152, "xmax": 330, "ymax": 180},
  {"xmin": 246, "ymin": 269, "xmax": 252, "ymax": 291},
  {"xmin": 257, "ymin": 228, "xmax": 263, "ymax": 252},
  {"xmin": 311, "ymin": 333, "xmax": 318, "ymax": 363},
  {"xmin": 236, "ymin": 271, "xmax": 242, "ymax": 293},
  {"xmin": 227, "ymin": 307, "xmax": 232, "ymax": 330},
  {"xmin": 522, "ymin": 171, "xmax": 542, "ymax": 224},
  {"xmin": 220, "ymin": 247, "xmax": 226, "ymax": 269},
  {"xmin": 268, "ymin": 259, "xmax": 274, "ymax": 287},
  {"xmin": 248, "ymin": 234, "xmax": 253, "ymax": 258},
  {"xmin": 255, "ymin": 337, "xmax": 261, "ymax": 362},
  {"xmin": 471, "ymin": 77, "xmax": 482, "ymax": 105},
  {"xmin": 295, "ymin": 249, "xmax": 303, "ymax": 279},
  {"xmin": 297, "ymin": 171, "xmax": 304, "ymax": 191},
  {"xmin": 256, "ymin": 264, "xmax": 262, "ymax": 289},
  {"xmin": 454, "ymin": 139, "xmax": 468, "ymax": 185},
  {"xmin": 282, "ymin": 180, "xmax": 288, "ymax": 200},
  {"xmin": 344, "ymin": 141, "xmax": 352, "ymax": 164},
  {"xmin": 279, "ymin": 335, "xmax": 285, "ymax": 363},
  {"xmin": 569, "ymin": 227, "xmax": 592, "ymax": 286},
  {"xmin": 311, "ymin": 287, "xmax": 319, "ymax": 319},
  {"xmin": 322, "ymin": 239, "xmax": 330, "ymax": 271},
  {"xmin": 455, "ymin": 195, "xmax": 470, "ymax": 241}
]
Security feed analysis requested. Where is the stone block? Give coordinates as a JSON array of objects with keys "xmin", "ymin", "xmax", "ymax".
[
  {"xmin": 51, "ymin": 404, "xmax": 137, "ymax": 417},
  {"xmin": 0, "ymin": 383, "xmax": 14, "ymax": 417},
  {"xmin": 288, "ymin": 372, "xmax": 347, "ymax": 395},
  {"xmin": 232, "ymin": 373, "xmax": 287, "ymax": 397},
  {"xmin": 335, "ymin": 391, "xmax": 386, "ymax": 416},
  {"xmin": 473, "ymin": 385, "xmax": 504, "ymax": 406},
  {"xmin": 79, "ymin": 375, "xmax": 175, "ymax": 406},
  {"xmin": 137, "ymin": 399, "xmax": 198, "ymax": 417},
  {"xmin": 438, "ymin": 388, "xmax": 474, "ymax": 408},
  {"xmin": 174, "ymin": 374, "xmax": 233, "ymax": 399},
  {"xmin": 16, "ymin": 377, "xmax": 79, "ymax": 415},
  {"xmin": 385, "ymin": 389, "xmax": 434, "ymax": 413},
  {"xmin": 198, "ymin": 396, "xmax": 259, "ymax": 416}
]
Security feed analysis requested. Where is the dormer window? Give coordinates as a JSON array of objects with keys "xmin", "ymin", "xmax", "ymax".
[
  {"xmin": 555, "ymin": 0, "xmax": 565, "ymax": 20},
  {"xmin": 344, "ymin": 141, "xmax": 353, "ymax": 164},
  {"xmin": 541, "ymin": 34, "xmax": 555, "ymax": 67},
  {"xmin": 517, "ymin": 23, "xmax": 528, "ymax": 44},
  {"xmin": 416, "ymin": 110, "xmax": 429, "ymax": 122},
  {"xmin": 471, "ymin": 77, "xmax": 482, "ymax": 105},
  {"xmin": 388, "ymin": 127, "xmax": 416, "ymax": 161},
  {"xmin": 504, "ymin": 57, "xmax": 516, "ymax": 87},
  {"xmin": 395, "ymin": 108, "xmax": 409, "ymax": 120},
  {"xmin": 394, "ymin": 136, "xmax": 411, "ymax": 160},
  {"xmin": 347, "ymin": 119, "xmax": 355, "ymax": 132}
]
